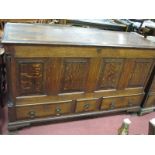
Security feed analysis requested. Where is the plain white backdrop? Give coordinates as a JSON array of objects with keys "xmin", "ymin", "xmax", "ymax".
[{"xmin": 0, "ymin": 0, "xmax": 155, "ymax": 18}]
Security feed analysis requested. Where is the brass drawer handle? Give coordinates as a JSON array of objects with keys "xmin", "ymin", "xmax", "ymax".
[
  {"xmin": 55, "ymin": 107, "xmax": 61, "ymax": 116},
  {"xmin": 110, "ymin": 101, "xmax": 115, "ymax": 109},
  {"xmin": 83, "ymin": 103, "xmax": 90, "ymax": 110},
  {"xmin": 28, "ymin": 111, "xmax": 36, "ymax": 118}
]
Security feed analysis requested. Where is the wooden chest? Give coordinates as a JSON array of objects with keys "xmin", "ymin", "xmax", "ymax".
[{"xmin": 2, "ymin": 23, "xmax": 155, "ymax": 129}]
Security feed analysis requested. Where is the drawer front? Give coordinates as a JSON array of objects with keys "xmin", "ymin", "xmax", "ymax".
[
  {"xmin": 16, "ymin": 101, "xmax": 73, "ymax": 120},
  {"xmin": 144, "ymin": 94, "xmax": 155, "ymax": 107},
  {"xmin": 101, "ymin": 97, "xmax": 128, "ymax": 110},
  {"xmin": 75, "ymin": 98, "xmax": 101, "ymax": 113},
  {"xmin": 126, "ymin": 95, "xmax": 143, "ymax": 107}
]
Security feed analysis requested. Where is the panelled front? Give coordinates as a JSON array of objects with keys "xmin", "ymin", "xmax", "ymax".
[
  {"xmin": 16, "ymin": 101, "xmax": 73, "ymax": 120},
  {"xmin": 14, "ymin": 57, "xmax": 154, "ymax": 98},
  {"xmin": 3, "ymin": 23, "xmax": 155, "ymax": 127},
  {"xmin": 8, "ymin": 46, "xmax": 155, "ymax": 123}
]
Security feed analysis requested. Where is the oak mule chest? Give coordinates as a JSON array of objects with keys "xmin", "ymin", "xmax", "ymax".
[{"xmin": 2, "ymin": 23, "xmax": 155, "ymax": 130}]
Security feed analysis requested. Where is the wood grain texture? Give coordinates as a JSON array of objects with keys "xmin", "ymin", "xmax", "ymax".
[
  {"xmin": 49, "ymin": 58, "xmax": 63, "ymax": 95},
  {"xmin": 75, "ymin": 98, "xmax": 101, "ymax": 113},
  {"xmin": 16, "ymin": 101, "xmax": 73, "ymax": 120},
  {"xmin": 97, "ymin": 59, "xmax": 124, "ymax": 90},
  {"xmin": 16, "ymin": 89, "xmax": 144, "ymax": 106},
  {"xmin": 117, "ymin": 59, "xmax": 135, "ymax": 90},
  {"xmin": 2, "ymin": 23, "xmax": 155, "ymax": 125},
  {"xmin": 141, "ymin": 62, "xmax": 155, "ymax": 109},
  {"xmin": 101, "ymin": 95, "xmax": 143, "ymax": 110},
  {"xmin": 101, "ymin": 96, "xmax": 127, "ymax": 110},
  {"xmin": 17, "ymin": 60, "xmax": 45, "ymax": 95},
  {"xmin": 143, "ymin": 93, "xmax": 155, "ymax": 108},
  {"xmin": 149, "ymin": 76, "xmax": 155, "ymax": 92},
  {"xmin": 60, "ymin": 58, "xmax": 89, "ymax": 93},
  {"xmin": 9, "ymin": 57, "xmax": 17, "ymax": 101},
  {"xmin": 13, "ymin": 45, "xmax": 155, "ymax": 58},
  {"xmin": 128, "ymin": 59, "xmax": 153, "ymax": 88},
  {"xmin": 5, "ymin": 47, "xmax": 17, "ymax": 122},
  {"xmin": 126, "ymin": 95, "xmax": 144, "ymax": 107},
  {"xmin": 85, "ymin": 58, "xmax": 101, "ymax": 92},
  {"xmin": 2, "ymin": 23, "xmax": 155, "ymax": 49}
]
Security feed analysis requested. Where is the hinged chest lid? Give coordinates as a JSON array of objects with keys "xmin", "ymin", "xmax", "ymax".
[{"xmin": 2, "ymin": 22, "xmax": 155, "ymax": 49}]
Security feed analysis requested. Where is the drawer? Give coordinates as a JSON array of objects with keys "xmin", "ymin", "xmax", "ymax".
[
  {"xmin": 75, "ymin": 98, "xmax": 101, "ymax": 113},
  {"xmin": 16, "ymin": 101, "xmax": 73, "ymax": 120},
  {"xmin": 126, "ymin": 95, "xmax": 143, "ymax": 107},
  {"xmin": 101, "ymin": 97, "xmax": 128, "ymax": 110}
]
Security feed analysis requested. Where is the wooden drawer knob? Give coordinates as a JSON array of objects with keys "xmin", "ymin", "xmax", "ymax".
[
  {"xmin": 55, "ymin": 107, "xmax": 61, "ymax": 115},
  {"xmin": 83, "ymin": 103, "xmax": 90, "ymax": 110},
  {"xmin": 110, "ymin": 101, "xmax": 115, "ymax": 109},
  {"xmin": 28, "ymin": 111, "xmax": 36, "ymax": 118}
]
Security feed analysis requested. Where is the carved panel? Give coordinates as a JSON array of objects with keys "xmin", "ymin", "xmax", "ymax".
[
  {"xmin": 61, "ymin": 58, "xmax": 89, "ymax": 93},
  {"xmin": 17, "ymin": 59, "xmax": 45, "ymax": 96},
  {"xmin": 97, "ymin": 59, "xmax": 124, "ymax": 90},
  {"xmin": 128, "ymin": 59, "xmax": 153, "ymax": 88}
]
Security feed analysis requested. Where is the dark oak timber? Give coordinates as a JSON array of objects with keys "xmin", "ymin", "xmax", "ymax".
[{"xmin": 2, "ymin": 23, "xmax": 155, "ymax": 130}]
